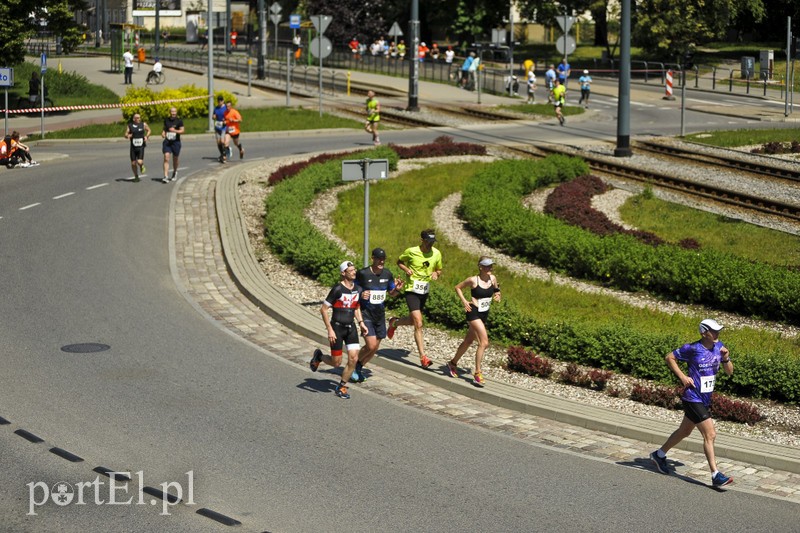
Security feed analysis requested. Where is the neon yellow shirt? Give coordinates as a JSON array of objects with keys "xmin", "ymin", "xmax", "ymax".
[
  {"xmin": 366, "ymin": 97, "xmax": 380, "ymax": 122},
  {"xmin": 398, "ymin": 246, "xmax": 442, "ymax": 294},
  {"xmin": 552, "ymin": 85, "xmax": 566, "ymax": 104}
]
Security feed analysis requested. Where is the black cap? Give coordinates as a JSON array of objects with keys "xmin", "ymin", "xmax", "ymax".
[
  {"xmin": 372, "ymin": 247, "xmax": 387, "ymax": 259},
  {"xmin": 420, "ymin": 230, "xmax": 436, "ymax": 241}
]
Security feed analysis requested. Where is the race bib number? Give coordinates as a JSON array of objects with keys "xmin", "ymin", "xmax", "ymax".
[
  {"xmin": 214, "ymin": 120, "xmax": 225, "ymax": 129},
  {"xmin": 228, "ymin": 126, "xmax": 236, "ymax": 133},
  {"xmin": 369, "ymin": 290, "xmax": 387, "ymax": 304},
  {"xmin": 132, "ymin": 138, "xmax": 144, "ymax": 147},
  {"xmin": 411, "ymin": 280, "xmax": 430, "ymax": 295},
  {"xmin": 699, "ymin": 375, "xmax": 715, "ymax": 393},
  {"xmin": 166, "ymin": 132, "xmax": 177, "ymax": 141},
  {"xmin": 476, "ymin": 298, "xmax": 492, "ymax": 313}
]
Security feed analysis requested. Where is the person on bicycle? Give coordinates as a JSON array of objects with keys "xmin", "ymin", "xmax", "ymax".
[
  {"xmin": 147, "ymin": 58, "xmax": 163, "ymax": 84},
  {"xmin": 28, "ymin": 72, "xmax": 40, "ymax": 103}
]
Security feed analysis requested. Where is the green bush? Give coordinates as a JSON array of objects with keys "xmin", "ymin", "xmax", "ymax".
[
  {"xmin": 121, "ymin": 84, "xmax": 215, "ymax": 122},
  {"xmin": 460, "ymin": 157, "xmax": 800, "ymax": 324},
  {"xmin": 263, "ymin": 146, "xmax": 399, "ymax": 286}
]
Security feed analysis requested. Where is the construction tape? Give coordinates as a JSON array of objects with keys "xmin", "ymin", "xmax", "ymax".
[{"xmin": 4, "ymin": 94, "xmax": 209, "ymax": 115}]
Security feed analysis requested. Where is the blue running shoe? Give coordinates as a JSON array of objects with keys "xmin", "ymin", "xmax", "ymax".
[
  {"xmin": 650, "ymin": 451, "xmax": 669, "ymax": 474},
  {"xmin": 350, "ymin": 369, "xmax": 361, "ymax": 383},
  {"xmin": 712, "ymin": 472, "xmax": 732, "ymax": 487},
  {"xmin": 310, "ymin": 348, "xmax": 322, "ymax": 372},
  {"xmin": 335, "ymin": 385, "xmax": 350, "ymax": 399}
]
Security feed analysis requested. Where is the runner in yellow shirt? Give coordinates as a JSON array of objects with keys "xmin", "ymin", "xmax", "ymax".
[
  {"xmin": 551, "ymin": 78, "xmax": 566, "ymax": 126},
  {"xmin": 365, "ymin": 90, "xmax": 381, "ymax": 145},
  {"xmin": 387, "ymin": 229, "xmax": 443, "ymax": 369}
]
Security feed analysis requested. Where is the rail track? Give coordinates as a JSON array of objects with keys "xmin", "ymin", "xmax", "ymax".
[{"xmin": 526, "ymin": 143, "xmax": 800, "ymax": 223}]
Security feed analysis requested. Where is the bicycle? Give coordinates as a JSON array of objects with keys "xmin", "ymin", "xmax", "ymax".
[
  {"xmin": 146, "ymin": 71, "xmax": 165, "ymax": 85},
  {"xmin": 15, "ymin": 94, "xmax": 54, "ymax": 113}
]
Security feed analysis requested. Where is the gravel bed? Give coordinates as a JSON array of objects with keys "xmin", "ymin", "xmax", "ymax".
[{"xmin": 236, "ymin": 151, "xmax": 800, "ymax": 448}]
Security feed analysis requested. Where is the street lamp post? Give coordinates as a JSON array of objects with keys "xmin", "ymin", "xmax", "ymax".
[
  {"xmin": 407, "ymin": 0, "xmax": 420, "ymax": 111},
  {"xmin": 614, "ymin": 0, "xmax": 632, "ymax": 157}
]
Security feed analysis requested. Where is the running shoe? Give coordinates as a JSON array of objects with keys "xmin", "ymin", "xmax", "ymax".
[
  {"xmin": 239, "ymin": 146, "xmax": 245, "ymax": 159},
  {"xmin": 386, "ymin": 317, "xmax": 398, "ymax": 340},
  {"xmin": 350, "ymin": 369, "xmax": 361, "ymax": 383},
  {"xmin": 162, "ymin": 176, "xmax": 170, "ymax": 183},
  {"xmin": 170, "ymin": 171, "xmax": 178, "ymax": 182},
  {"xmin": 473, "ymin": 371, "xmax": 485, "ymax": 386},
  {"xmin": 649, "ymin": 451, "xmax": 669, "ymax": 474},
  {"xmin": 18, "ymin": 162, "xmax": 30, "ymax": 168},
  {"xmin": 712, "ymin": 472, "xmax": 733, "ymax": 487},
  {"xmin": 133, "ymin": 177, "xmax": 140, "ymax": 183},
  {"xmin": 227, "ymin": 146, "xmax": 233, "ymax": 159},
  {"xmin": 420, "ymin": 355, "xmax": 433, "ymax": 369},
  {"xmin": 335, "ymin": 385, "xmax": 350, "ymax": 399},
  {"xmin": 445, "ymin": 360, "xmax": 457, "ymax": 378},
  {"xmin": 140, "ymin": 164, "xmax": 146, "ymax": 173},
  {"xmin": 29, "ymin": 161, "xmax": 39, "ymax": 166},
  {"xmin": 309, "ymin": 348, "xmax": 322, "ymax": 372}
]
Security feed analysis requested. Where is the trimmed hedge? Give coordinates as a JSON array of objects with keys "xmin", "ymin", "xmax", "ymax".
[
  {"xmin": 460, "ymin": 157, "xmax": 800, "ymax": 324},
  {"xmin": 120, "ymin": 85, "xmax": 234, "ymax": 122},
  {"xmin": 263, "ymin": 146, "xmax": 399, "ymax": 286}
]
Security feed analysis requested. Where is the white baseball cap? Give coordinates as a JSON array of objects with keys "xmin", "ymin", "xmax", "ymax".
[
  {"xmin": 583, "ymin": 69, "xmax": 589, "ymax": 74},
  {"xmin": 699, "ymin": 318, "xmax": 723, "ymax": 334},
  {"xmin": 339, "ymin": 261, "xmax": 354, "ymax": 273}
]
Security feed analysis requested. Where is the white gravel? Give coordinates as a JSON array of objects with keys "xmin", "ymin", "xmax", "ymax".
[{"xmin": 236, "ymin": 149, "xmax": 800, "ymax": 448}]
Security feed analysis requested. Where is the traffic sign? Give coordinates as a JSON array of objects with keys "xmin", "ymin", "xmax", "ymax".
[
  {"xmin": 555, "ymin": 35, "xmax": 576, "ymax": 56},
  {"xmin": 309, "ymin": 36, "xmax": 332, "ymax": 59},
  {"xmin": 270, "ymin": 14, "xmax": 282, "ymax": 25},
  {"xmin": 556, "ymin": 16, "xmax": 575, "ymax": 34},
  {"xmin": 270, "ymin": 2, "xmax": 282, "ymax": 14},
  {"xmin": 310, "ymin": 15, "xmax": 332, "ymax": 35},
  {"xmin": 41, "ymin": 52, "xmax": 47, "ymax": 73},
  {"xmin": 388, "ymin": 21, "xmax": 403, "ymax": 37},
  {"xmin": 0, "ymin": 67, "xmax": 13, "ymax": 87},
  {"xmin": 342, "ymin": 159, "xmax": 389, "ymax": 181},
  {"xmin": 290, "ymin": 14, "xmax": 301, "ymax": 29}
]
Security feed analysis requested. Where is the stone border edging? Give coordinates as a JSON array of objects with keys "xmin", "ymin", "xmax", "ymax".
[{"xmin": 214, "ymin": 160, "xmax": 800, "ymax": 475}]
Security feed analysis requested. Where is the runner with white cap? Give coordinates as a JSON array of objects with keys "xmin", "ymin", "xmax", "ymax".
[
  {"xmin": 310, "ymin": 260, "xmax": 368, "ymax": 399},
  {"xmin": 649, "ymin": 318, "xmax": 735, "ymax": 486},
  {"xmin": 578, "ymin": 69, "xmax": 592, "ymax": 108}
]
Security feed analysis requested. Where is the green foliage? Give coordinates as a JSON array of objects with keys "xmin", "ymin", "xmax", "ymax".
[
  {"xmin": 120, "ymin": 84, "xmax": 209, "ymax": 122},
  {"xmin": 263, "ymin": 146, "xmax": 399, "ymax": 286}
]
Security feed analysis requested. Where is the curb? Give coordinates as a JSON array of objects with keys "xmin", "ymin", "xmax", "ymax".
[{"xmin": 214, "ymin": 158, "xmax": 800, "ymax": 475}]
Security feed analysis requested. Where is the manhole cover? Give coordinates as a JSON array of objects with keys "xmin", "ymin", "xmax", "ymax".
[{"xmin": 61, "ymin": 343, "xmax": 111, "ymax": 354}]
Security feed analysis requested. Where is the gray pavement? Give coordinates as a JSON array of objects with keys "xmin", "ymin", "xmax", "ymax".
[{"xmin": 7, "ymin": 56, "xmax": 800, "ymax": 500}]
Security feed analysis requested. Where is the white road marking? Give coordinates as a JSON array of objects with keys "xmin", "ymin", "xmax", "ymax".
[
  {"xmin": 20, "ymin": 203, "xmax": 41, "ymax": 211},
  {"xmin": 86, "ymin": 183, "xmax": 109, "ymax": 190},
  {"xmin": 53, "ymin": 192, "xmax": 75, "ymax": 200}
]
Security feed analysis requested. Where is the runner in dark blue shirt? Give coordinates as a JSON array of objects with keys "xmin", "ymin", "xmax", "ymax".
[
  {"xmin": 212, "ymin": 95, "xmax": 229, "ymax": 163},
  {"xmin": 649, "ymin": 319, "xmax": 734, "ymax": 486},
  {"xmin": 352, "ymin": 247, "xmax": 403, "ymax": 382}
]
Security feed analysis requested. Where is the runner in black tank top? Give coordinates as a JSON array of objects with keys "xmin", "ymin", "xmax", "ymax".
[{"xmin": 448, "ymin": 256, "xmax": 501, "ymax": 387}]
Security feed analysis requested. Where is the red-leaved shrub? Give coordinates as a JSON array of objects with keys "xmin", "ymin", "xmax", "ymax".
[{"xmin": 507, "ymin": 346, "xmax": 554, "ymax": 378}]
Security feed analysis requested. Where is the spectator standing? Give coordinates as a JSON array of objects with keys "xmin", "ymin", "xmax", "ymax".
[
  {"xmin": 386, "ymin": 229, "xmax": 443, "ymax": 370},
  {"xmin": 230, "ymin": 30, "xmax": 238, "ymax": 50},
  {"xmin": 447, "ymin": 257, "xmax": 501, "ymax": 387},
  {"xmin": 526, "ymin": 69, "xmax": 537, "ymax": 103},
  {"xmin": 444, "ymin": 46, "xmax": 455, "ymax": 65},
  {"xmin": 161, "ymin": 29, "xmax": 169, "ymax": 47},
  {"xmin": 389, "ymin": 42, "xmax": 398, "ymax": 60},
  {"xmin": 122, "ymin": 49, "xmax": 134, "ymax": 84},
  {"xmin": 545, "ymin": 64, "xmax": 556, "ymax": 103},
  {"xmin": 649, "ymin": 319, "xmax": 735, "ymax": 487},
  {"xmin": 418, "ymin": 41, "xmax": 429, "ymax": 62},
  {"xmin": 460, "ymin": 52, "xmax": 475, "ymax": 89},
  {"xmin": 430, "ymin": 43, "xmax": 440, "ymax": 61},
  {"xmin": 397, "ymin": 39, "xmax": 406, "ymax": 60},
  {"xmin": 161, "ymin": 107, "xmax": 184, "ymax": 183},
  {"xmin": 28, "ymin": 72, "xmax": 40, "ymax": 103},
  {"xmin": 349, "ymin": 37, "xmax": 361, "ymax": 60},
  {"xmin": 578, "ymin": 69, "xmax": 592, "ymax": 107}
]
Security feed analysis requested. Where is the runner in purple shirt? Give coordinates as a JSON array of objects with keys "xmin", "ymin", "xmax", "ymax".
[{"xmin": 649, "ymin": 319, "xmax": 735, "ymax": 487}]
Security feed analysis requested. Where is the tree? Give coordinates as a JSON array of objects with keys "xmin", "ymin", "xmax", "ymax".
[
  {"xmin": 633, "ymin": 0, "xmax": 765, "ymax": 57},
  {"xmin": 0, "ymin": 0, "xmax": 89, "ymax": 65},
  {"xmin": 302, "ymin": 0, "xmax": 390, "ymax": 46}
]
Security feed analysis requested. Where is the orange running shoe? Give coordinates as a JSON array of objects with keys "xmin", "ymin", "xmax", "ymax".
[
  {"xmin": 386, "ymin": 317, "xmax": 398, "ymax": 340},
  {"xmin": 420, "ymin": 355, "xmax": 433, "ymax": 369}
]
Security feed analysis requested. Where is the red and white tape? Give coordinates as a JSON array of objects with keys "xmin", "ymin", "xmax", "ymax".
[{"xmin": 4, "ymin": 95, "xmax": 209, "ymax": 115}]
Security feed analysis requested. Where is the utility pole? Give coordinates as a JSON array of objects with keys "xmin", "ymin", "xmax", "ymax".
[
  {"xmin": 614, "ymin": 0, "xmax": 632, "ymax": 156},
  {"xmin": 407, "ymin": 0, "xmax": 420, "ymax": 111}
]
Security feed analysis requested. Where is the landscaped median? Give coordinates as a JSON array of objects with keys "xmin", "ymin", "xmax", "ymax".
[{"xmin": 262, "ymin": 146, "xmax": 800, "ymax": 405}]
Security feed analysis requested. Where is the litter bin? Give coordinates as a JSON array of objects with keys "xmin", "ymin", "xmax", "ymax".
[
  {"xmin": 759, "ymin": 49, "xmax": 773, "ymax": 80},
  {"xmin": 740, "ymin": 56, "xmax": 754, "ymax": 79}
]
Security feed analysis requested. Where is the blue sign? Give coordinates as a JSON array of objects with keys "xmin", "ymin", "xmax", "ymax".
[
  {"xmin": 40, "ymin": 52, "xmax": 47, "ymax": 73},
  {"xmin": 289, "ymin": 14, "xmax": 301, "ymax": 29},
  {"xmin": 0, "ymin": 67, "xmax": 13, "ymax": 87}
]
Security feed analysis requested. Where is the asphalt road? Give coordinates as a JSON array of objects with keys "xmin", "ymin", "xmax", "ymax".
[{"xmin": 1, "ymin": 113, "xmax": 798, "ymax": 531}]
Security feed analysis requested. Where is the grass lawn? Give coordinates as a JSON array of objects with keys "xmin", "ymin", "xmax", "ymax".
[
  {"xmin": 10, "ymin": 61, "xmax": 118, "ymax": 108},
  {"xmin": 25, "ymin": 107, "xmax": 363, "ymax": 140},
  {"xmin": 330, "ymin": 159, "xmax": 797, "ymax": 356},
  {"xmin": 684, "ymin": 128, "xmax": 800, "ymax": 147},
  {"xmin": 619, "ymin": 192, "xmax": 800, "ymax": 266}
]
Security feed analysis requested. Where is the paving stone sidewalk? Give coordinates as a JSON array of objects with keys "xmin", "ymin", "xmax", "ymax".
[{"xmin": 171, "ymin": 164, "xmax": 800, "ymax": 504}]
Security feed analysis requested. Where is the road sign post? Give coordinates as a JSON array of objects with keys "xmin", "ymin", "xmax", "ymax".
[
  {"xmin": 0, "ymin": 67, "xmax": 13, "ymax": 135},
  {"xmin": 342, "ymin": 159, "xmax": 389, "ymax": 266},
  {"xmin": 310, "ymin": 15, "xmax": 332, "ymax": 117}
]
